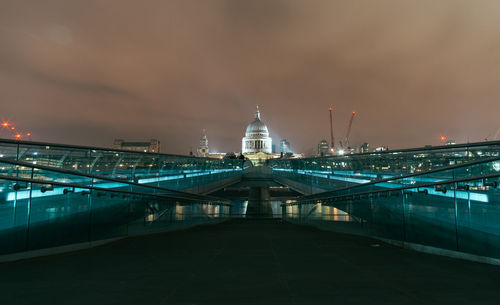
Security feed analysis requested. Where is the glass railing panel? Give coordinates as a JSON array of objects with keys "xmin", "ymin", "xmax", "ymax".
[
  {"xmin": 301, "ymin": 158, "xmax": 500, "ymax": 203},
  {"xmin": 91, "ymin": 177, "xmax": 132, "ymax": 193},
  {"xmin": 1, "ymin": 180, "xmax": 232, "ymax": 257},
  {"xmin": 131, "ymin": 155, "xmax": 160, "ymax": 184},
  {"xmin": 15, "ymin": 144, "xmax": 63, "ymax": 167},
  {"xmin": 127, "ymin": 196, "xmax": 176, "ymax": 235},
  {"xmin": 392, "ymin": 159, "xmax": 499, "ymax": 189},
  {"xmin": 288, "ymin": 204, "xmax": 300, "ymax": 220},
  {"xmin": 361, "ymin": 192, "xmax": 404, "ymax": 241},
  {"xmin": 88, "ymin": 151, "xmax": 122, "ymax": 176},
  {"xmin": 26, "ymin": 182, "xmax": 91, "ymax": 250},
  {"xmin": 455, "ymin": 177, "xmax": 500, "ymax": 258},
  {"xmin": 89, "ymin": 190, "xmax": 132, "ymax": 241},
  {"xmin": 93, "ymin": 151, "xmax": 131, "ymax": 179},
  {"xmin": 0, "ymin": 153, "xmax": 234, "ymax": 257},
  {"xmin": 0, "ymin": 179, "xmax": 30, "ymax": 254},
  {"xmin": 64, "ymin": 148, "xmax": 92, "ymax": 171},
  {"xmin": 283, "ymin": 199, "xmax": 367, "ymax": 234},
  {"xmin": 16, "ymin": 145, "xmax": 89, "ymax": 170},
  {"xmin": 320, "ymin": 204, "xmax": 352, "ymax": 222},
  {"xmin": 286, "ymin": 173, "xmax": 500, "ymax": 259},
  {"xmin": 270, "ymin": 142, "xmax": 500, "ymax": 186},
  {"xmin": 0, "ymin": 141, "xmax": 247, "ymax": 190},
  {"xmin": 0, "ymin": 161, "xmax": 32, "ymax": 180},
  {"xmin": 402, "ymin": 186, "xmax": 458, "ymax": 250},
  {"xmin": 0, "ymin": 143, "xmax": 19, "ymax": 161},
  {"xmin": 277, "ymin": 144, "xmax": 500, "ymax": 259},
  {"xmin": 0, "ymin": 163, "xmax": 29, "ymax": 178},
  {"xmin": 453, "ymin": 159, "xmax": 498, "ymax": 179},
  {"xmin": 31, "ymin": 167, "xmax": 92, "ymax": 186},
  {"xmin": 370, "ymin": 169, "xmax": 454, "ymax": 190},
  {"xmin": 129, "ymin": 183, "xmax": 156, "ymax": 196},
  {"xmin": 158, "ymin": 156, "xmax": 181, "ymax": 174}
]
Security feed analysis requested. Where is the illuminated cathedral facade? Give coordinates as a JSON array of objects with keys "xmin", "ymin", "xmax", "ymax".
[{"xmin": 242, "ymin": 106, "xmax": 272, "ymax": 154}]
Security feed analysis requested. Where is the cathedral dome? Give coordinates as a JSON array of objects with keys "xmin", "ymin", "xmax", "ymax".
[
  {"xmin": 245, "ymin": 110, "xmax": 269, "ymax": 135},
  {"xmin": 242, "ymin": 106, "xmax": 272, "ymax": 154}
]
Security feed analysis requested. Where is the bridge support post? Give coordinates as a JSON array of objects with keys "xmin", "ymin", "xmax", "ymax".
[{"xmin": 246, "ymin": 187, "xmax": 272, "ymax": 218}]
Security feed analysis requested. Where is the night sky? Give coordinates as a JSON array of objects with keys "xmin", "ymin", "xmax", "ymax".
[{"xmin": 1, "ymin": 0, "xmax": 499, "ymax": 155}]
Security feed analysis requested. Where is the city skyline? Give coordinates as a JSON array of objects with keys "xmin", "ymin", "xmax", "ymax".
[{"xmin": 1, "ymin": 0, "xmax": 500, "ymax": 154}]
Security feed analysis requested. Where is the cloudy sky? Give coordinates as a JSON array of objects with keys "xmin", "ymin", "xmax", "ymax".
[{"xmin": 1, "ymin": 0, "xmax": 499, "ymax": 155}]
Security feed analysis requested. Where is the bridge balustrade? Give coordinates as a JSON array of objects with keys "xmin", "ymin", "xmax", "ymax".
[
  {"xmin": 283, "ymin": 157, "xmax": 500, "ymax": 261},
  {"xmin": 0, "ymin": 139, "xmax": 250, "ymax": 191},
  {"xmin": 0, "ymin": 158, "xmax": 232, "ymax": 257},
  {"xmin": 268, "ymin": 141, "xmax": 500, "ymax": 192}
]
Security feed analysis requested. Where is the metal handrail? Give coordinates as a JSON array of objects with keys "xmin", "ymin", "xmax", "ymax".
[
  {"xmin": 0, "ymin": 138, "xmax": 248, "ymax": 163},
  {"xmin": 297, "ymin": 156, "xmax": 500, "ymax": 201},
  {"xmin": 0, "ymin": 175, "xmax": 232, "ymax": 206},
  {"xmin": 284, "ymin": 172, "xmax": 500, "ymax": 206},
  {"xmin": 0, "ymin": 158, "xmax": 234, "ymax": 203}
]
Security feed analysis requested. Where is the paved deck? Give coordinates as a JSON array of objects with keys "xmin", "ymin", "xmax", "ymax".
[{"xmin": 1, "ymin": 219, "xmax": 499, "ymax": 305}]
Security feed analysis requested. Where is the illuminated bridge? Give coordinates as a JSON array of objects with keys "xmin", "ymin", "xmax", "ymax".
[{"xmin": 1, "ymin": 139, "xmax": 499, "ymax": 304}]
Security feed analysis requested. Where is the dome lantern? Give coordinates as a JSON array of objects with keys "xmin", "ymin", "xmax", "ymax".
[{"xmin": 255, "ymin": 105, "xmax": 260, "ymax": 119}]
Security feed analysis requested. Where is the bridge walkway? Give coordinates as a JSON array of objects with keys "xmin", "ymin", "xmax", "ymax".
[{"xmin": 1, "ymin": 219, "xmax": 499, "ymax": 305}]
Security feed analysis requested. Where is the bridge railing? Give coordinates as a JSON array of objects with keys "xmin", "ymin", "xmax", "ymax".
[
  {"xmin": 0, "ymin": 139, "xmax": 249, "ymax": 191},
  {"xmin": 300, "ymin": 156, "xmax": 500, "ymax": 201},
  {"xmin": 268, "ymin": 140, "xmax": 500, "ymax": 191},
  {"xmin": 0, "ymin": 158, "xmax": 232, "ymax": 257},
  {"xmin": 282, "ymin": 157, "xmax": 500, "ymax": 261}
]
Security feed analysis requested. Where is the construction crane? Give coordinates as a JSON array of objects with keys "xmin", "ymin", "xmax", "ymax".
[
  {"xmin": 339, "ymin": 111, "xmax": 356, "ymax": 150},
  {"xmin": 329, "ymin": 106, "xmax": 335, "ymax": 155}
]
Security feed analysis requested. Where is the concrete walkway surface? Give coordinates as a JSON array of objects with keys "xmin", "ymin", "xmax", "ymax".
[{"xmin": 1, "ymin": 219, "xmax": 499, "ymax": 305}]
